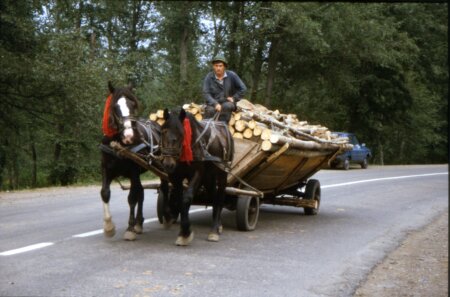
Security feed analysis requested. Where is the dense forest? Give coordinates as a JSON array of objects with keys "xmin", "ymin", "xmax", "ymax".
[{"xmin": 0, "ymin": 1, "xmax": 448, "ymax": 190}]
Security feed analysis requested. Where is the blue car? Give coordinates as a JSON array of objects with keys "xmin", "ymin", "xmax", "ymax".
[{"xmin": 330, "ymin": 132, "xmax": 372, "ymax": 170}]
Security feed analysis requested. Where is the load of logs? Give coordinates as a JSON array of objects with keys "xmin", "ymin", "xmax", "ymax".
[{"xmin": 149, "ymin": 99, "xmax": 351, "ymax": 152}]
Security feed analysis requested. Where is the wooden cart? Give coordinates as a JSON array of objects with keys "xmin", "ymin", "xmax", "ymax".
[{"xmin": 115, "ymin": 135, "xmax": 349, "ymax": 231}]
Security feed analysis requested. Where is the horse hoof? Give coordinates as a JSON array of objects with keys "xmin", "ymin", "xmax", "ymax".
[
  {"xmin": 123, "ymin": 230, "xmax": 137, "ymax": 241},
  {"xmin": 175, "ymin": 232, "xmax": 194, "ymax": 246},
  {"xmin": 218, "ymin": 225, "xmax": 223, "ymax": 234},
  {"xmin": 134, "ymin": 224, "xmax": 143, "ymax": 234},
  {"xmin": 103, "ymin": 219, "xmax": 116, "ymax": 238},
  {"xmin": 207, "ymin": 233, "xmax": 220, "ymax": 242}
]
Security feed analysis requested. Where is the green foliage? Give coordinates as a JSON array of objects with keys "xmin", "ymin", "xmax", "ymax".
[{"xmin": 0, "ymin": 1, "xmax": 447, "ymax": 190}]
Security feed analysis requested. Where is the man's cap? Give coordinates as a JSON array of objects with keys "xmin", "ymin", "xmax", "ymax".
[{"xmin": 211, "ymin": 55, "xmax": 228, "ymax": 66}]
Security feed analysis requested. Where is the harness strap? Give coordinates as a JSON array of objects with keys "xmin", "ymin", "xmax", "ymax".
[
  {"xmin": 213, "ymin": 162, "xmax": 264, "ymax": 198},
  {"xmin": 130, "ymin": 143, "xmax": 148, "ymax": 153},
  {"xmin": 193, "ymin": 118, "xmax": 214, "ymax": 146}
]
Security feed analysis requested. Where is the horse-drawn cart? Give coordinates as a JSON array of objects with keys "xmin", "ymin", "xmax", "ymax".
[{"xmin": 113, "ymin": 133, "xmax": 350, "ymax": 231}]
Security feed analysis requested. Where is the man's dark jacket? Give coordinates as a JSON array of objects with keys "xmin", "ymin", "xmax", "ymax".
[{"xmin": 202, "ymin": 70, "xmax": 247, "ymax": 106}]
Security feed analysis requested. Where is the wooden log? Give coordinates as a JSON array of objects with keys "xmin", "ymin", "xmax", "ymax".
[
  {"xmin": 266, "ymin": 198, "xmax": 318, "ymax": 209},
  {"xmin": 260, "ymin": 128, "xmax": 272, "ymax": 140},
  {"xmin": 269, "ymin": 133, "xmax": 343, "ymax": 151},
  {"xmin": 243, "ymin": 128, "xmax": 253, "ymax": 139},
  {"xmin": 149, "ymin": 113, "xmax": 158, "ymax": 121},
  {"xmin": 110, "ymin": 141, "xmax": 168, "ymax": 180},
  {"xmin": 246, "ymin": 111, "xmax": 329, "ymax": 143},
  {"xmin": 194, "ymin": 113, "xmax": 202, "ymax": 121},
  {"xmin": 225, "ymin": 187, "xmax": 263, "ymax": 197},
  {"xmin": 254, "ymin": 104, "xmax": 268, "ymax": 113},
  {"xmin": 236, "ymin": 99, "xmax": 255, "ymax": 111},
  {"xmin": 156, "ymin": 109, "xmax": 164, "ymax": 119},
  {"xmin": 189, "ymin": 107, "xmax": 199, "ymax": 115},
  {"xmin": 182, "ymin": 103, "xmax": 190, "ymax": 110},
  {"xmin": 247, "ymin": 119, "xmax": 257, "ymax": 130},
  {"xmin": 229, "ymin": 116, "xmax": 236, "ymax": 126},
  {"xmin": 191, "ymin": 102, "xmax": 202, "ymax": 109},
  {"xmin": 228, "ymin": 125, "xmax": 235, "ymax": 135},
  {"xmin": 234, "ymin": 120, "xmax": 247, "ymax": 132},
  {"xmin": 233, "ymin": 132, "xmax": 243, "ymax": 139},
  {"xmin": 233, "ymin": 112, "xmax": 242, "ymax": 121},
  {"xmin": 157, "ymin": 118, "xmax": 165, "ymax": 126},
  {"xmin": 253, "ymin": 126, "xmax": 262, "ymax": 137},
  {"xmin": 260, "ymin": 140, "xmax": 272, "ymax": 151}
]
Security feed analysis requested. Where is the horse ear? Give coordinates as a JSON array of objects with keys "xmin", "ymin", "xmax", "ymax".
[
  {"xmin": 179, "ymin": 108, "xmax": 186, "ymax": 122},
  {"xmin": 127, "ymin": 82, "xmax": 134, "ymax": 92},
  {"xmin": 108, "ymin": 81, "xmax": 115, "ymax": 93},
  {"xmin": 163, "ymin": 108, "xmax": 170, "ymax": 120}
]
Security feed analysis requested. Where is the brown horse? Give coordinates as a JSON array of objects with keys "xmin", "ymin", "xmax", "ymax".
[
  {"xmin": 160, "ymin": 107, "xmax": 234, "ymax": 245},
  {"xmin": 100, "ymin": 82, "xmax": 169, "ymax": 240}
]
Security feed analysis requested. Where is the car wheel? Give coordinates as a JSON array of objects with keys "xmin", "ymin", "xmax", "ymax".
[
  {"xmin": 361, "ymin": 158, "xmax": 368, "ymax": 169},
  {"xmin": 343, "ymin": 158, "xmax": 350, "ymax": 170}
]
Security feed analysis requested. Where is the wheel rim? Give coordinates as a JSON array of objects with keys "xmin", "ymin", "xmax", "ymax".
[{"xmin": 248, "ymin": 197, "xmax": 258, "ymax": 226}]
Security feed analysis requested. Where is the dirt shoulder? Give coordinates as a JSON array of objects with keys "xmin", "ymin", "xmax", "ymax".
[{"xmin": 354, "ymin": 210, "xmax": 448, "ymax": 297}]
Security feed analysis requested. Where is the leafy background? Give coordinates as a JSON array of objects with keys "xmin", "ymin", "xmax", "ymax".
[{"xmin": 0, "ymin": 1, "xmax": 447, "ymax": 189}]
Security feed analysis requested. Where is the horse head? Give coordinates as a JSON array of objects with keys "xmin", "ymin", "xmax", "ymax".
[
  {"xmin": 160, "ymin": 108, "xmax": 192, "ymax": 173},
  {"xmin": 107, "ymin": 81, "xmax": 141, "ymax": 145}
]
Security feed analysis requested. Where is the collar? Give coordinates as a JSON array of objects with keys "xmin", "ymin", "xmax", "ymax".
[{"xmin": 214, "ymin": 71, "xmax": 227, "ymax": 80}]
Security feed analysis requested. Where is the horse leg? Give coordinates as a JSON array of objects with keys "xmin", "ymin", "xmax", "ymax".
[
  {"xmin": 208, "ymin": 168, "xmax": 226, "ymax": 242},
  {"xmin": 175, "ymin": 169, "xmax": 201, "ymax": 246},
  {"xmin": 134, "ymin": 175, "xmax": 145, "ymax": 234},
  {"xmin": 123, "ymin": 175, "xmax": 143, "ymax": 241},
  {"xmin": 161, "ymin": 179, "xmax": 176, "ymax": 228},
  {"xmin": 100, "ymin": 168, "xmax": 115, "ymax": 238}
]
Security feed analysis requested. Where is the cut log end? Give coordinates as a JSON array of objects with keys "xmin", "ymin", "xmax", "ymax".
[{"xmin": 261, "ymin": 140, "xmax": 272, "ymax": 151}]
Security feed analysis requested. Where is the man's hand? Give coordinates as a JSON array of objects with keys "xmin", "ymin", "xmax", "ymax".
[
  {"xmin": 226, "ymin": 97, "xmax": 234, "ymax": 103},
  {"xmin": 215, "ymin": 103, "xmax": 222, "ymax": 112}
]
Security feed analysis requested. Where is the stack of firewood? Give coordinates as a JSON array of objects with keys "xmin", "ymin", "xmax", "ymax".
[
  {"xmin": 149, "ymin": 99, "xmax": 351, "ymax": 151},
  {"xmin": 149, "ymin": 103, "xmax": 204, "ymax": 127},
  {"xmin": 148, "ymin": 110, "xmax": 166, "ymax": 126}
]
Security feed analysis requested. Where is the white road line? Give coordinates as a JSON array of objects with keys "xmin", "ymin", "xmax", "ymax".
[
  {"xmin": 73, "ymin": 207, "xmax": 210, "ymax": 239},
  {"xmin": 72, "ymin": 229, "xmax": 103, "ymax": 238},
  {"xmin": 321, "ymin": 172, "xmax": 447, "ymax": 189},
  {"xmin": 2, "ymin": 173, "xmax": 446, "ymax": 256},
  {"xmin": 0, "ymin": 242, "xmax": 54, "ymax": 256}
]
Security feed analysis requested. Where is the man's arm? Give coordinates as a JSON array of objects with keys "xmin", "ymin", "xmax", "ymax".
[
  {"xmin": 230, "ymin": 72, "xmax": 247, "ymax": 102},
  {"xmin": 202, "ymin": 74, "xmax": 218, "ymax": 106}
]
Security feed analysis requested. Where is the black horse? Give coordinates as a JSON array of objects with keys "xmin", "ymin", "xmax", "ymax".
[
  {"xmin": 100, "ymin": 82, "xmax": 169, "ymax": 240},
  {"xmin": 160, "ymin": 108, "xmax": 234, "ymax": 245}
]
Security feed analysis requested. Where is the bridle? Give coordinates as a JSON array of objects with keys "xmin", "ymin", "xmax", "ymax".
[{"xmin": 160, "ymin": 130, "xmax": 183, "ymax": 160}]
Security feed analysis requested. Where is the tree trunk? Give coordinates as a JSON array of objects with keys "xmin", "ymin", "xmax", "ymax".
[
  {"xmin": 129, "ymin": 0, "xmax": 141, "ymax": 52},
  {"xmin": 251, "ymin": 37, "xmax": 265, "ymax": 101},
  {"xmin": 179, "ymin": 25, "xmax": 189, "ymax": 84},
  {"xmin": 265, "ymin": 36, "xmax": 280, "ymax": 108},
  {"xmin": 378, "ymin": 139, "xmax": 384, "ymax": 166},
  {"xmin": 228, "ymin": 1, "xmax": 241, "ymax": 69},
  {"xmin": 211, "ymin": 2, "xmax": 223, "ymax": 56},
  {"xmin": 76, "ymin": 0, "xmax": 83, "ymax": 31},
  {"xmin": 54, "ymin": 123, "xmax": 64, "ymax": 163}
]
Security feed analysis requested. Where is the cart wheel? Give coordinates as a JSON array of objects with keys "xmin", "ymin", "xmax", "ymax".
[
  {"xmin": 236, "ymin": 195, "xmax": 260, "ymax": 231},
  {"xmin": 156, "ymin": 190, "xmax": 164, "ymax": 224},
  {"xmin": 304, "ymin": 179, "xmax": 321, "ymax": 215}
]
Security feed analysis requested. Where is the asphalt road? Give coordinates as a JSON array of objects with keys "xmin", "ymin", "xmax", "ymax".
[{"xmin": 0, "ymin": 164, "xmax": 447, "ymax": 297}]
